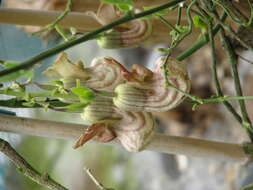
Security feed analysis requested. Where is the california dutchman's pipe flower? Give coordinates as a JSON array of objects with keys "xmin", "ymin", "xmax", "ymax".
[
  {"xmin": 113, "ymin": 56, "xmax": 191, "ymax": 112},
  {"xmin": 44, "ymin": 53, "xmax": 126, "ymax": 91},
  {"xmin": 75, "ymin": 96, "xmax": 155, "ymax": 152},
  {"xmin": 44, "ymin": 53, "xmax": 190, "ymax": 152},
  {"xmin": 87, "ymin": 3, "xmax": 152, "ymax": 49}
]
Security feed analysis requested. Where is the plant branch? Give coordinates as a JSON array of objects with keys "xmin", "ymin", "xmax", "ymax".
[
  {"xmin": 157, "ymin": 15, "xmax": 180, "ymax": 33},
  {"xmin": 176, "ymin": 11, "xmax": 227, "ymax": 61},
  {"xmin": 212, "ymin": 0, "xmax": 248, "ymax": 24},
  {"xmin": 211, "ymin": 12, "xmax": 253, "ymax": 52},
  {"xmin": 32, "ymin": 0, "xmax": 73, "ymax": 35},
  {"xmin": 85, "ymin": 168, "xmax": 114, "ymax": 190},
  {"xmin": 0, "ymin": 138, "xmax": 68, "ymax": 190},
  {"xmin": 208, "ymin": 18, "xmax": 242, "ymax": 124},
  {"xmin": 0, "ymin": 0, "xmax": 185, "ymax": 77},
  {"xmin": 0, "ymin": 89, "xmax": 78, "ymax": 101},
  {"xmin": 219, "ymin": 29, "xmax": 253, "ymax": 141},
  {"xmin": 0, "ymin": 114, "xmax": 250, "ymax": 162},
  {"xmin": 176, "ymin": 3, "xmax": 183, "ymax": 25}
]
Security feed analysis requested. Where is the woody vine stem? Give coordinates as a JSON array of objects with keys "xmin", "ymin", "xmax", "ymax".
[{"xmin": 1, "ymin": 0, "xmax": 253, "ymax": 190}]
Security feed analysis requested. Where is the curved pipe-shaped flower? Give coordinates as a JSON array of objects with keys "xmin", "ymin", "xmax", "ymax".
[
  {"xmin": 75, "ymin": 96, "xmax": 155, "ymax": 152},
  {"xmin": 87, "ymin": 3, "xmax": 152, "ymax": 49},
  {"xmin": 44, "ymin": 53, "xmax": 127, "ymax": 91},
  {"xmin": 113, "ymin": 56, "xmax": 191, "ymax": 112}
]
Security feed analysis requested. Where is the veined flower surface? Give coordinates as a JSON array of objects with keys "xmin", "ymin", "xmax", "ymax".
[
  {"xmin": 79, "ymin": 96, "xmax": 155, "ymax": 152},
  {"xmin": 113, "ymin": 56, "xmax": 191, "ymax": 112},
  {"xmin": 87, "ymin": 3, "xmax": 152, "ymax": 49},
  {"xmin": 44, "ymin": 53, "xmax": 127, "ymax": 91}
]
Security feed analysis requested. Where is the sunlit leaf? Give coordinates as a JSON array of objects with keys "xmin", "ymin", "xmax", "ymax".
[
  {"xmin": 22, "ymin": 102, "xmax": 36, "ymax": 107},
  {"xmin": 50, "ymin": 80, "xmax": 64, "ymax": 86},
  {"xmin": 193, "ymin": 16, "xmax": 207, "ymax": 29},
  {"xmin": 71, "ymin": 87, "xmax": 95, "ymax": 103},
  {"xmin": 67, "ymin": 103, "xmax": 88, "ymax": 110}
]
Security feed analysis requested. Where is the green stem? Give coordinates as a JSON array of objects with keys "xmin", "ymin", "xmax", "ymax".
[
  {"xmin": 0, "ymin": 98, "xmax": 69, "ymax": 108},
  {"xmin": 55, "ymin": 25, "xmax": 69, "ymax": 41},
  {"xmin": 188, "ymin": 96, "xmax": 253, "ymax": 104},
  {"xmin": 170, "ymin": 0, "xmax": 196, "ymax": 49},
  {"xmin": 176, "ymin": 12, "xmax": 227, "ymax": 61},
  {"xmin": 208, "ymin": 18, "xmax": 242, "ymax": 124},
  {"xmin": 220, "ymin": 29, "xmax": 253, "ymax": 141},
  {"xmin": 32, "ymin": 0, "xmax": 73, "ymax": 35},
  {"xmin": 157, "ymin": 15, "xmax": 180, "ymax": 33},
  {"xmin": 0, "ymin": 89, "xmax": 78, "ymax": 101},
  {"xmin": 212, "ymin": 13, "xmax": 253, "ymax": 52},
  {"xmin": 212, "ymin": 0, "xmax": 248, "ymax": 25},
  {"xmin": 0, "ymin": 0, "xmax": 185, "ymax": 77},
  {"xmin": 176, "ymin": 3, "xmax": 183, "ymax": 25}
]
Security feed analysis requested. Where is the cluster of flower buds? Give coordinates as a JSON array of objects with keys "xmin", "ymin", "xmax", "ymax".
[
  {"xmin": 44, "ymin": 53, "xmax": 190, "ymax": 152},
  {"xmin": 86, "ymin": 3, "xmax": 153, "ymax": 49}
]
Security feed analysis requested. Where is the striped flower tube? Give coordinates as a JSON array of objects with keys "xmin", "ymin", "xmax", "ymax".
[
  {"xmin": 44, "ymin": 53, "xmax": 127, "ymax": 91},
  {"xmin": 87, "ymin": 3, "xmax": 152, "ymax": 48},
  {"xmin": 113, "ymin": 56, "xmax": 191, "ymax": 112},
  {"xmin": 75, "ymin": 96, "xmax": 155, "ymax": 152}
]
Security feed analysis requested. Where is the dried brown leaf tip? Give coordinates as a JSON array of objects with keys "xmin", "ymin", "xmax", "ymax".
[
  {"xmin": 87, "ymin": 3, "xmax": 153, "ymax": 48},
  {"xmin": 113, "ymin": 56, "xmax": 191, "ymax": 112}
]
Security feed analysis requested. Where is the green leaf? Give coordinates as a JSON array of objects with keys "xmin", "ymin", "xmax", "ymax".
[
  {"xmin": 117, "ymin": 4, "xmax": 132, "ymax": 11},
  {"xmin": 22, "ymin": 102, "xmax": 36, "ymax": 107},
  {"xmin": 0, "ymin": 61, "xmax": 34, "ymax": 82},
  {"xmin": 67, "ymin": 103, "xmax": 88, "ymax": 110},
  {"xmin": 169, "ymin": 25, "xmax": 189, "ymax": 41},
  {"xmin": 193, "ymin": 16, "xmax": 207, "ymax": 29},
  {"xmin": 71, "ymin": 87, "xmax": 95, "ymax": 103},
  {"xmin": 34, "ymin": 83, "xmax": 58, "ymax": 91},
  {"xmin": 50, "ymin": 80, "xmax": 64, "ymax": 87}
]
